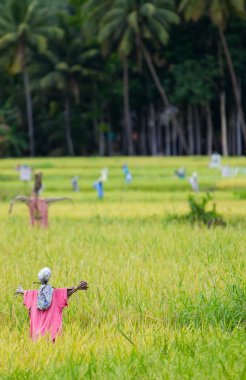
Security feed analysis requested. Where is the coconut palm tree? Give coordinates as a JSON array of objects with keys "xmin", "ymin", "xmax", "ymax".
[
  {"xmin": 0, "ymin": 0, "xmax": 63, "ymax": 156},
  {"xmin": 34, "ymin": 20, "xmax": 98, "ymax": 155},
  {"xmin": 97, "ymin": 0, "xmax": 179, "ymax": 154},
  {"xmin": 83, "ymin": 0, "xmax": 134, "ymax": 154},
  {"xmin": 99, "ymin": 0, "xmax": 179, "ymax": 101},
  {"xmin": 179, "ymin": 0, "xmax": 246, "ymax": 150}
]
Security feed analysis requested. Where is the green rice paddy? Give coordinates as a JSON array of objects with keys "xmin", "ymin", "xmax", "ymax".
[{"xmin": 0, "ymin": 156, "xmax": 246, "ymax": 379}]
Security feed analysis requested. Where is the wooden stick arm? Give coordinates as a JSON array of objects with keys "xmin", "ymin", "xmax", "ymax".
[
  {"xmin": 67, "ymin": 281, "xmax": 88, "ymax": 298},
  {"xmin": 15, "ymin": 281, "xmax": 88, "ymax": 298},
  {"xmin": 9, "ymin": 196, "xmax": 30, "ymax": 214},
  {"xmin": 15, "ymin": 286, "xmax": 24, "ymax": 296},
  {"xmin": 45, "ymin": 197, "xmax": 73, "ymax": 206}
]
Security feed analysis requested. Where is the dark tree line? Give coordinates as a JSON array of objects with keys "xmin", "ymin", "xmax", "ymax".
[{"xmin": 0, "ymin": 0, "xmax": 246, "ymax": 157}]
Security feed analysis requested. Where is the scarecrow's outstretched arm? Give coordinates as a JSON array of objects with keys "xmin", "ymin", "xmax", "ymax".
[
  {"xmin": 15, "ymin": 286, "xmax": 24, "ymax": 296},
  {"xmin": 45, "ymin": 197, "xmax": 73, "ymax": 206},
  {"xmin": 67, "ymin": 281, "xmax": 88, "ymax": 298},
  {"xmin": 9, "ymin": 196, "xmax": 30, "ymax": 214},
  {"xmin": 15, "ymin": 281, "xmax": 88, "ymax": 298}
]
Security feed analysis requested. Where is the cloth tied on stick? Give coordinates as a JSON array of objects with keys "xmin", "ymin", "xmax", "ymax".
[{"xmin": 37, "ymin": 267, "xmax": 53, "ymax": 310}]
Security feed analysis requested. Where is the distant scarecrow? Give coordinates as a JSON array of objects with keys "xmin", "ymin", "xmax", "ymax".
[
  {"xmin": 9, "ymin": 172, "xmax": 72, "ymax": 227},
  {"xmin": 16, "ymin": 267, "xmax": 88, "ymax": 341}
]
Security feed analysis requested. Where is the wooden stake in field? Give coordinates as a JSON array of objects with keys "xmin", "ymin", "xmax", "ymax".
[{"xmin": 9, "ymin": 172, "xmax": 72, "ymax": 227}]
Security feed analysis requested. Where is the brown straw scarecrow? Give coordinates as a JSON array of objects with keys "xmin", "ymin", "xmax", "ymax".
[
  {"xmin": 9, "ymin": 172, "xmax": 72, "ymax": 227},
  {"xmin": 16, "ymin": 267, "xmax": 88, "ymax": 341}
]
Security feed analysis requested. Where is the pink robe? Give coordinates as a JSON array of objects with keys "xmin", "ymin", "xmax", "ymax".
[
  {"xmin": 24, "ymin": 288, "xmax": 68, "ymax": 341},
  {"xmin": 28, "ymin": 198, "xmax": 48, "ymax": 227}
]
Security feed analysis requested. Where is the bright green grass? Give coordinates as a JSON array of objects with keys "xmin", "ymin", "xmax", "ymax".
[{"xmin": 0, "ymin": 157, "xmax": 246, "ymax": 379}]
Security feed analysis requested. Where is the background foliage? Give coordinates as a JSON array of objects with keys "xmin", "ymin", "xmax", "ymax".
[{"xmin": 0, "ymin": 0, "xmax": 246, "ymax": 157}]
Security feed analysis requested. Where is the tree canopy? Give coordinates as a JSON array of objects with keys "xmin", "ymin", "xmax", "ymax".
[{"xmin": 0, "ymin": 0, "xmax": 246, "ymax": 156}]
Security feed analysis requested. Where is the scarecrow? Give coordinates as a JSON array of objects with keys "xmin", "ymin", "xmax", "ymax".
[
  {"xmin": 71, "ymin": 176, "xmax": 79, "ymax": 192},
  {"xmin": 122, "ymin": 164, "xmax": 132, "ymax": 184},
  {"xmin": 16, "ymin": 267, "xmax": 88, "ymax": 341},
  {"xmin": 93, "ymin": 167, "xmax": 109, "ymax": 199},
  {"xmin": 93, "ymin": 179, "xmax": 104, "ymax": 199},
  {"xmin": 189, "ymin": 172, "xmax": 199, "ymax": 192},
  {"xmin": 9, "ymin": 172, "xmax": 72, "ymax": 227}
]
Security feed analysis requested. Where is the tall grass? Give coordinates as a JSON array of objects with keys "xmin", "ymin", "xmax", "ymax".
[{"xmin": 0, "ymin": 157, "xmax": 246, "ymax": 379}]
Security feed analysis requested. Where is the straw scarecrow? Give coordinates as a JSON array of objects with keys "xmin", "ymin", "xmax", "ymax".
[{"xmin": 9, "ymin": 172, "xmax": 72, "ymax": 227}]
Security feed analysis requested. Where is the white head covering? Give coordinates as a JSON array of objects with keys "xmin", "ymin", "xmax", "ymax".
[{"xmin": 38, "ymin": 267, "xmax": 51, "ymax": 284}]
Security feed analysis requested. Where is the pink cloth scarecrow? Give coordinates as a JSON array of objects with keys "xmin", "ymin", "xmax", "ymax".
[
  {"xmin": 29, "ymin": 197, "xmax": 48, "ymax": 227},
  {"xmin": 9, "ymin": 195, "xmax": 72, "ymax": 227},
  {"xmin": 24, "ymin": 288, "xmax": 68, "ymax": 341},
  {"xmin": 15, "ymin": 266, "xmax": 88, "ymax": 342}
]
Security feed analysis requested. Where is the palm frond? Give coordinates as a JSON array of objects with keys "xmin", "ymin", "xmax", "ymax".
[
  {"xmin": 119, "ymin": 28, "xmax": 133, "ymax": 57},
  {"xmin": 127, "ymin": 10, "xmax": 140, "ymax": 33},
  {"xmin": 140, "ymin": 3, "xmax": 156, "ymax": 17},
  {"xmin": 0, "ymin": 33, "xmax": 16, "ymax": 49}
]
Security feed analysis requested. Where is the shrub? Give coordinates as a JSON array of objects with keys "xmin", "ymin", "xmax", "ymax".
[
  {"xmin": 167, "ymin": 193, "xmax": 226, "ymax": 227},
  {"xmin": 187, "ymin": 193, "xmax": 225, "ymax": 227}
]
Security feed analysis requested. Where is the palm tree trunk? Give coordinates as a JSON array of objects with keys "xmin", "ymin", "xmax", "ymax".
[
  {"xmin": 236, "ymin": 111, "xmax": 242, "ymax": 156},
  {"xmin": 140, "ymin": 42, "xmax": 185, "ymax": 160},
  {"xmin": 141, "ymin": 44, "xmax": 168, "ymax": 106},
  {"xmin": 177, "ymin": 115, "xmax": 184, "ymax": 155},
  {"xmin": 176, "ymin": 115, "xmax": 189, "ymax": 154},
  {"xmin": 205, "ymin": 103, "xmax": 213, "ymax": 155},
  {"xmin": 218, "ymin": 26, "xmax": 246, "ymax": 145},
  {"xmin": 22, "ymin": 67, "xmax": 35, "ymax": 156},
  {"xmin": 171, "ymin": 120, "xmax": 177, "ymax": 156},
  {"xmin": 99, "ymin": 120, "xmax": 105, "ymax": 156},
  {"xmin": 64, "ymin": 97, "xmax": 75, "ymax": 156},
  {"xmin": 236, "ymin": 78, "xmax": 242, "ymax": 156},
  {"xmin": 108, "ymin": 119, "xmax": 113, "ymax": 156},
  {"xmin": 165, "ymin": 122, "xmax": 171, "ymax": 156},
  {"xmin": 194, "ymin": 105, "xmax": 201, "ymax": 155},
  {"xmin": 220, "ymin": 91, "xmax": 228, "ymax": 156},
  {"xmin": 122, "ymin": 57, "xmax": 134, "ymax": 155},
  {"xmin": 100, "ymin": 131, "xmax": 105, "ymax": 155},
  {"xmin": 156, "ymin": 108, "xmax": 162, "ymax": 153},
  {"xmin": 148, "ymin": 104, "xmax": 158, "ymax": 156},
  {"xmin": 140, "ymin": 108, "xmax": 147, "ymax": 155},
  {"xmin": 228, "ymin": 113, "xmax": 235, "ymax": 155},
  {"xmin": 187, "ymin": 104, "xmax": 194, "ymax": 154}
]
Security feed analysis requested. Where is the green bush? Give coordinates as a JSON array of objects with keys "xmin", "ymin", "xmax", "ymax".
[
  {"xmin": 188, "ymin": 193, "xmax": 225, "ymax": 226},
  {"xmin": 168, "ymin": 193, "xmax": 226, "ymax": 227}
]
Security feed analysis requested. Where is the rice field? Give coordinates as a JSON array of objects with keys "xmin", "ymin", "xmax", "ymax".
[{"xmin": 0, "ymin": 156, "xmax": 246, "ymax": 379}]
